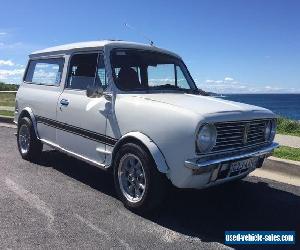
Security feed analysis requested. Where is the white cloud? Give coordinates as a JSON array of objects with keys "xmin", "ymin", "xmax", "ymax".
[
  {"xmin": 0, "ymin": 32, "xmax": 7, "ymax": 36},
  {"xmin": 148, "ymin": 78, "xmax": 174, "ymax": 82},
  {"xmin": 148, "ymin": 78, "xmax": 175, "ymax": 85},
  {"xmin": 0, "ymin": 69, "xmax": 24, "ymax": 80},
  {"xmin": 0, "ymin": 42, "xmax": 24, "ymax": 49},
  {"xmin": 32, "ymin": 69, "xmax": 56, "ymax": 79},
  {"xmin": 36, "ymin": 64, "xmax": 50, "ymax": 68},
  {"xmin": 199, "ymin": 76, "xmax": 300, "ymax": 94},
  {"xmin": 206, "ymin": 77, "xmax": 235, "ymax": 84},
  {"xmin": 0, "ymin": 60, "xmax": 14, "ymax": 66}
]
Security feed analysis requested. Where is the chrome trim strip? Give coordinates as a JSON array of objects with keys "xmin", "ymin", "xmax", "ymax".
[
  {"xmin": 185, "ymin": 142, "xmax": 279, "ymax": 170},
  {"xmin": 19, "ymin": 107, "xmax": 40, "ymax": 139},
  {"xmin": 96, "ymin": 147, "xmax": 112, "ymax": 155},
  {"xmin": 41, "ymin": 139, "xmax": 108, "ymax": 170},
  {"xmin": 214, "ymin": 118, "xmax": 275, "ymax": 124}
]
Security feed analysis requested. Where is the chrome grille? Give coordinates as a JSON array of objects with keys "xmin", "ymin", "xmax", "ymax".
[{"xmin": 213, "ymin": 119, "xmax": 270, "ymax": 152}]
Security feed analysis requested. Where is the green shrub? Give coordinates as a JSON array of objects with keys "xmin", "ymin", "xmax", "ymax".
[
  {"xmin": 277, "ymin": 117, "xmax": 300, "ymax": 137},
  {"xmin": 0, "ymin": 82, "xmax": 19, "ymax": 91}
]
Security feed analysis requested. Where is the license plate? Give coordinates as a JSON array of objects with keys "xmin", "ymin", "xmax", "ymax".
[{"xmin": 230, "ymin": 158, "xmax": 258, "ymax": 173}]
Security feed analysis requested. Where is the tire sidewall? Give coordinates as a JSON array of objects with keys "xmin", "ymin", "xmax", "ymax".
[
  {"xmin": 114, "ymin": 143, "xmax": 153, "ymax": 210},
  {"xmin": 17, "ymin": 117, "xmax": 34, "ymax": 159}
]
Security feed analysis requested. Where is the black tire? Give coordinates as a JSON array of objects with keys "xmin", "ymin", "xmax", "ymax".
[
  {"xmin": 17, "ymin": 117, "xmax": 43, "ymax": 161},
  {"xmin": 113, "ymin": 143, "xmax": 168, "ymax": 214}
]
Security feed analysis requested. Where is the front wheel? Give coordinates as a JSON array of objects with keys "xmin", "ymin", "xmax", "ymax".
[
  {"xmin": 17, "ymin": 117, "xmax": 43, "ymax": 161},
  {"xmin": 113, "ymin": 143, "xmax": 168, "ymax": 213}
]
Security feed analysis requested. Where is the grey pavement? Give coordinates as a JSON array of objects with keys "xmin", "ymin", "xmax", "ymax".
[
  {"xmin": 275, "ymin": 134, "xmax": 300, "ymax": 148},
  {"xmin": 0, "ymin": 126, "xmax": 299, "ymax": 249}
]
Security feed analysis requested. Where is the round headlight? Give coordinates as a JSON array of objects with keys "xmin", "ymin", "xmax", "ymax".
[
  {"xmin": 197, "ymin": 124, "xmax": 217, "ymax": 153},
  {"xmin": 265, "ymin": 120, "xmax": 276, "ymax": 141}
]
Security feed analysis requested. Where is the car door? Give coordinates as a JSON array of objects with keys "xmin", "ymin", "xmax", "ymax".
[
  {"xmin": 56, "ymin": 52, "xmax": 111, "ymax": 165},
  {"xmin": 22, "ymin": 57, "xmax": 65, "ymax": 143}
]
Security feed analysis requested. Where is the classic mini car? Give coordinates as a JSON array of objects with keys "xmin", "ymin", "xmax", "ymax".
[{"xmin": 15, "ymin": 40, "xmax": 278, "ymax": 212}]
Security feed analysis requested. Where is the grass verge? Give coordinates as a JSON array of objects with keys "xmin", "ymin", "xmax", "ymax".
[
  {"xmin": 0, "ymin": 110, "xmax": 14, "ymax": 117},
  {"xmin": 277, "ymin": 117, "xmax": 300, "ymax": 137},
  {"xmin": 0, "ymin": 92, "xmax": 16, "ymax": 107},
  {"xmin": 274, "ymin": 146, "xmax": 300, "ymax": 162}
]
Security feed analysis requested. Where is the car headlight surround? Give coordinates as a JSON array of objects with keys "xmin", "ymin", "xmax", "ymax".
[
  {"xmin": 265, "ymin": 120, "xmax": 276, "ymax": 142},
  {"xmin": 197, "ymin": 123, "xmax": 217, "ymax": 153}
]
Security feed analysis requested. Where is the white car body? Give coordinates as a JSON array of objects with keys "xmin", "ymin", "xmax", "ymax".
[{"xmin": 15, "ymin": 40, "xmax": 278, "ymax": 190}]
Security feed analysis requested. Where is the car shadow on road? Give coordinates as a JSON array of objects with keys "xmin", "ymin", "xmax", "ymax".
[
  {"xmin": 149, "ymin": 182, "xmax": 299, "ymax": 249},
  {"xmin": 38, "ymin": 149, "xmax": 116, "ymax": 197},
  {"xmin": 38, "ymin": 149, "xmax": 299, "ymax": 249}
]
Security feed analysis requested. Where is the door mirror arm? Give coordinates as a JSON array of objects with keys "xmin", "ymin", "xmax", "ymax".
[
  {"xmin": 103, "ymin": 92, "xmax": 113, "ymax": 101},
  {"xmin": 86, "ymin": 85, "xmax": 104, "ymax": 98}
]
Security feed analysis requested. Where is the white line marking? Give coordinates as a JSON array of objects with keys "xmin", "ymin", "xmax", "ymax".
[
  {"xmin": 250, "ymin": 169, "xmax": 300, "ymax": 186},
  {"xmin": 117, "ymin": 210, "xmax": 232, "ymax": 249},
  {"xmin": 118, "ymin": 209, "xmax": 233, "ymax": 249},
  {"xmin": 118, "ymin": 209, "xmax": 187, "ymax": 244},
  {"xmin": 5, "ymin": 178, "xmax": 54, "ymax": 221},
  {"xmin": 5, "ymin": 178, "xmax": 55, "ymax": 231},
  {"xmin": 74, "ymin": 214, "xmax": 132, "ymax": 250},
  {"xmin": 74, "ymin": 213, "xmax": 110, "ymax": 238}
]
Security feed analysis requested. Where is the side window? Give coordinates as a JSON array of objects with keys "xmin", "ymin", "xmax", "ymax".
[
  {"xmin": 67, "ymin": 53, "xmax": 108, "ymax": 90},
  {"xmin": 24, "ymin": 58, "xmax": 64, "ymax": 86},
  {"xmin": 176, "ymin": 66, "xmax": 190, "ymax": 89},
  {"xmin": 67, "ymin": 53, "xmax": 98, "ymax": 90}
]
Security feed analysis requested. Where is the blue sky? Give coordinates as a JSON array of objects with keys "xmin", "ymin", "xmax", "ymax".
[{"xmin": 0, "ymin": 0, "xmax": 299, "ymax": 93}]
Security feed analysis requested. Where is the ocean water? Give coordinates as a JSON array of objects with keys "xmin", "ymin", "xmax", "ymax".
[{"xmin": 222, "ymin": 94, "xmax": 300, "ymax": 120}]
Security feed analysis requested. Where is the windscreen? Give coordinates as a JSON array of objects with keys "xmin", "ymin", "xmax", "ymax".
[{"xmin": 110, "ymin": 49, "xmax": 198, "ymax": 93}]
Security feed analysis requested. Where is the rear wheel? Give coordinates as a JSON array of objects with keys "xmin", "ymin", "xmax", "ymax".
[
  {"xmin": 17, "ymin": 117, "xmax": 43, "ymax": 161},
  {"xmin": 113, "ymin": 143, "xmax": 168, "ymax": 213}
]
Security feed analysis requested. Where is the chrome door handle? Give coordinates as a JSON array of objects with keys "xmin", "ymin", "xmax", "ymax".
[{"xmin": 60, "ymin": 99, "xmax": 69, "ymax": 106}]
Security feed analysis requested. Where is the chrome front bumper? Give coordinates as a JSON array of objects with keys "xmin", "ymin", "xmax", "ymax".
[
  {"xmin": 182, "ymin": 143, "xmax": 279, "ymax": 188},
  {"xmin": 185, "ymin": 143, "xmax": 279, "ymax": 171}
]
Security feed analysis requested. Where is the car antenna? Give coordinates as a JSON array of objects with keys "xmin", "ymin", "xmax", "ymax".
[{"xmin": 124, "ymin": 23, "xmax": 154, "ymax": 46}]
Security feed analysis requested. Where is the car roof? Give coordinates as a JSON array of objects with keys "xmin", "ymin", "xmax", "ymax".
[{"xmin": 30, "ymin": 40, "xmax": 181, "ymax": 59}]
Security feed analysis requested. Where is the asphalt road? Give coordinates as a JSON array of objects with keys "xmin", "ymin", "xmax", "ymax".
[{"xmin": 0, "ymin": 126, "xmax": 299, "ymax": 250}]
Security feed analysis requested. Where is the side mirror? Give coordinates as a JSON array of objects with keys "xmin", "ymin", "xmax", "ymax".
[{"xmin": 86, "ymin": 85, "xmax": 104, "ymax": 98}]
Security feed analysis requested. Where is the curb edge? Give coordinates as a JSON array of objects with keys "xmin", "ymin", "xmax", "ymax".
[
  {"xmin": 0, "ymin": 116, "xmax": 14, "ymax": 124},
  {"xmin": 262, "ymin": 157, "xmax": 300, "ymax": 178}
]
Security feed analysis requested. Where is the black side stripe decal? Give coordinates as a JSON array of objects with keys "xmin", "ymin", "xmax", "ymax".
[{"xmin": 36, "ymin": 116, "xmax": 118, "ymax": 146}]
